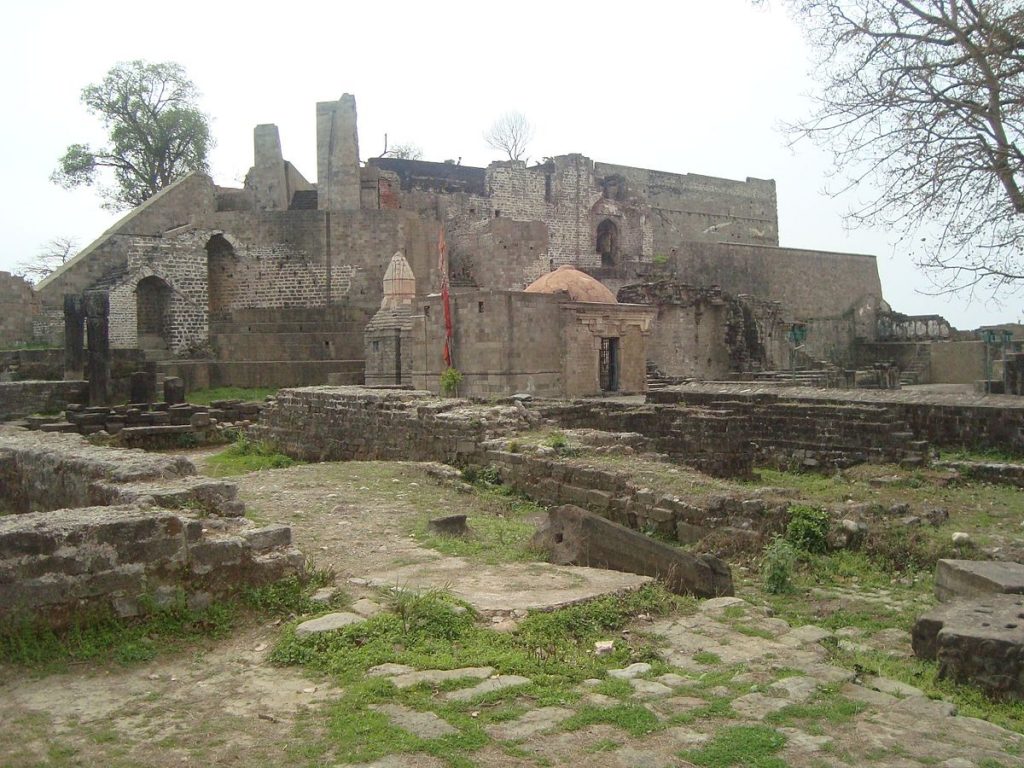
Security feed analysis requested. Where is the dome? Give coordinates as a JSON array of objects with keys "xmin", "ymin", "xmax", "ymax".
[{"xmin": 524, "ymin": 265, "xmax": 617, "ymax": 304}]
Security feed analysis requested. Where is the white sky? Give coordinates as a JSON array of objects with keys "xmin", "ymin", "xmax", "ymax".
[{"xmin": 1, "ymin": 0, "xmax": 1019, "ymax": 328}]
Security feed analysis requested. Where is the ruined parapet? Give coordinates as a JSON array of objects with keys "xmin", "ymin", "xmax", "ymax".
[
  {"xmin": 247, "ymin": 124, "xmax": 289, "ymax": 210},
  {"xmin": 0, "ymin": 271, "xmax": 39, "ymax": 348},
  {"xmin": 0, "ymin": 506, "xmax": 303, "ymax": 629},
  {"xmin": 317, "ymin": 94, "xmax": 361, "ymax": 211}
]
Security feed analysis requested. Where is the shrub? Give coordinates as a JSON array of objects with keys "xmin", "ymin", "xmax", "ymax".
[
  {"xmin": 785, "ymin": 504, "xmax": 830, "ymax": 554},
  {"xmin": 762, "ymin": 536, "xmax": 798, "ymax": 594},
  {"xmin": 440, "ymin": 367, "xmax": 462, "ymax": 396}
]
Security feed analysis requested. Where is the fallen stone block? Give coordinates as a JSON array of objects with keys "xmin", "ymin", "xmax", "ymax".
[
  {"xmin": 912, "ymin": 594, "xmax": 1024, "ymax": 700},
  {"xmin": 935, "ymin": 559, "xmax": 1024, "ymax": 602},
  {"xmin": 242, "ymin": 524, "xmax": 292, "ymax": 552},
  {"xmin": 427, "ymin": 514, "xmax": 468, "ymax": 537},
  {"xmin": 531, "ymin": 505, "xmax": 734, "ymax": 598},
  {"xmin": 295, "ymin": 611, "xmax": 366, "ymax": 637}
]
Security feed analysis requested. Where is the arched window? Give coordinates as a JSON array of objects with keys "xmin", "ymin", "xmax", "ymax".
[{"xmin": 596, "ymin": 219, "xmax": 619, "ymax": 267}]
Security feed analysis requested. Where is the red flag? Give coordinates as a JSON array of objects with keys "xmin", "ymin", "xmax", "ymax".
[{"xmin": 438, "ymin": 224, "xmax": 453, "ymax": 368}]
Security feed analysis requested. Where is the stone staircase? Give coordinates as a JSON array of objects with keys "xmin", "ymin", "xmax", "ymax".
[{"xmin": 899, "ymin": 344, "xmax": 931, "ymax": 386}]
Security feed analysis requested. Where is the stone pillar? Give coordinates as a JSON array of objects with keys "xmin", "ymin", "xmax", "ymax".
[
  {"xmin": 83, "ymin": 292, "xmax": 110, "ymax": 406},
  {"xmin": 248, "ymin": 124, "xmax": 289, "ymax": 211},
  {"xmin": 163, "ymin": 376, "xmax": 185, "ymax": 405},
  {"xmin": 316, "ymin": 94, "xmax": 361, "ymax": 212},
  {"xmin": 63, "ymin": 294, "xmax": 85, "ymax": 380},
  {"xmin": 129, "ymin": 370, "xmax": 156, "ymax": 404}
]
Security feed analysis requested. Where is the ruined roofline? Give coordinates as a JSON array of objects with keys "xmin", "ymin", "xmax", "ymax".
[
  {"xmin": 36, "ymin": 171, "xmax": 214, "ymax": 294},
  {"xmin": 694, "ymin": 239, "xmax": 878, "ymax": 261}
]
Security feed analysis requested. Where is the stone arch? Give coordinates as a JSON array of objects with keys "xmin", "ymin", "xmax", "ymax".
[
  {"xmin": 596, "ymin": 219, "xmax": 619, "ymax": 267},
  {"xmin": 206, "ymin": 233, "xmax": 238, "ymax": 315},
  {"xmin": 136, "ymin": 275, "xmax": 172, "ymax": 347}
]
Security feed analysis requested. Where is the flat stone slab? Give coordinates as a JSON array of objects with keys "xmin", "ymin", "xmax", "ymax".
[
  {"xmin": 389, "ymin": 667, "xmax": 494, "ymax": 690},
  {"xmin": 629, "ymin": 678, "xmax": 674, "ymax": 698},
  {"xmin": 365, "ymin": 558, "xmax": 651, "ymax": 615},
  {"xmin": 443, "ymin": 674, "xmax": 531, "ymax": 701},
  {"xmin": 485, "ymin": 707, "xmax": 573, "ymax": 740},
  {"xmin": 935, "ymin": 559, "xmax": 1024, "ymax": 602},
  {"xmin": 913, "ymin": 594, "xmax": 1024, "ymax": 700},
  {"xmin": 369, "ymin": 703, "xmax": 457, "ymax": 739},
  {"xmin": 608, "ymin": 662, "xmax": 652, "ymax": 680},
  {"xmin": 295, "ymin": 612, "xmax": 365, "ymax": 637}
]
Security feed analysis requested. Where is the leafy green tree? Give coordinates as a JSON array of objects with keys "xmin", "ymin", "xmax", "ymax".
[{"xmin": 52, "ymin": 60, "xmax": 212, "ymax": 210}]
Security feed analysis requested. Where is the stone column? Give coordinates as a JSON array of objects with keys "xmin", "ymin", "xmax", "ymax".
[
  {"xmin": 316, "ymin": 94, "xmax": 361, "ymax": 212},
  {"xmin": 83, "ymin": 292, "xmax": 110, "ymax": 406},
  {"xmin": 63, "ymin": 294, "xmax": 85, "ymax": 380}
]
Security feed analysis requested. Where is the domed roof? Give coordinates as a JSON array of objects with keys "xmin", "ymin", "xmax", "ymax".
[{"xmin": 524, "ymin": 265, "xmax": 617, "ymax": 304}]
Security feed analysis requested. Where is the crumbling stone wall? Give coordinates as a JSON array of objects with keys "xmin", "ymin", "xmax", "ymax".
[
  {"xmin": 0, "ymin": 272, "xmax": 39, "ymax": 348},
  {"xmin": 0, "ymin": 381, "xmax": 87, "ymax": 421},
  {"xmin": 0, "ymin": 427, "xmax": 302, "ymax": 627}
]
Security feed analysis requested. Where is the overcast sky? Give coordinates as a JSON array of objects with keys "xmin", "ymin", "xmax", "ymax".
[{"xmin": 1, "ymin": 0, "xmax": 1019, "ymax": 328}]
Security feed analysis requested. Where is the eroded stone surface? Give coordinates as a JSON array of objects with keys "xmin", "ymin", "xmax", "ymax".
[
  {"xmin": 443, "ymin": 674, "xmax": 531, "ymax": 701},
  {"xmin": 369, "ymin": 704, "xmax": 457, "ymax": 739},
  {"xmin": 294, "ymin": 612, "xmax": 365, "ymax": 637},
  {"xmin": 936, "ymin": 559, "xmax": 1024, "ymax": 602}
]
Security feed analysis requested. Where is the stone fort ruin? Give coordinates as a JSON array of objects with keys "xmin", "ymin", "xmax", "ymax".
[{"xmin": 14, "ymin": 92, "xmax": 931, "ymax": 397}]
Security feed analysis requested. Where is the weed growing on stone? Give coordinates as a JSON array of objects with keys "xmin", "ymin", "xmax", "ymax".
[
  {"xmin": 784, "ymin": 504, "xmax": 830, "ymax": 553},
  {"xmin": 206, "ymin": 434, "xmax": 297, "ymax": 476},
  {"xmin": 761, "ymin": 536, "xmax": 798, "ymax": 594},
  {"xmin": 0, "ymin": 569, "xmax": 334, "ymax": 670},
  {"xmin": 562, "ymin": 703, "xmax": 662, "ymax": 737},
  {"xmin": 185, "ymin": 386, "xmax": 278, "ymax": 405},
  {"xmin": 268, "ymin": 584, "xmax": 681, "ymax": 765}
]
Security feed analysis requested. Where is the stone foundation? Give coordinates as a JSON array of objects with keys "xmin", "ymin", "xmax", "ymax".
[
  {"xmin": 0, "ymin": 380, "xmax": 88, "ymax": 421},
  {"xmin": 0, "ymin": 427, "xmax": 303, "ymax": 626}
]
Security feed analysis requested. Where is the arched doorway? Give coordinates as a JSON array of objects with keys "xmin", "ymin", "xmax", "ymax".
[
  {"xmin": 136, "ymin": 275, "xmax": 172, "ymax": 349},
  {"xmin": 206, "ymin": 234, "xmax": 237, "ymax": 315},
  {"xmin": 596, "ymin": 219, "xmax": 619, "ymax": 267}
]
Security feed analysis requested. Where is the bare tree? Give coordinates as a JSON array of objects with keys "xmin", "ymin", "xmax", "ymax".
[
  {"xmin": 484, "ymin": 112, "xmax": 534, "ymax": 162},
  {"xmin": 15, "ymin": 237, "xmax": 79, "ymax": 283},
  {"xmin": 775, "ymin": 0, "xmax": 1024, "ymax": 296},
  {"xmin": 386, "ymin": 142, "xmax": 424, "ymax": 160}
]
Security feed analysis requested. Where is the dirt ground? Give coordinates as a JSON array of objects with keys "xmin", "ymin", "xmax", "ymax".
[{"xmin": 2, "ymin": 453, "xmax": 1023, "ymax": 768}]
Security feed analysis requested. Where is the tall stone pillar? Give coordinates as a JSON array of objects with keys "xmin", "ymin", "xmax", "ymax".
[
  {"xmin": 316, "ymin": 94, "xmax": 361, "ymax": 211},
  {"xmin": 83, "ymin": 292, "xmax": 110, "ymax": 406},
  {"xmin": 63, "ymin": 294, "xmax": 85, "ymax": 380},
  {"xmin": 248, "ymin": 124, "xmax": 289, "ymax": 210}
]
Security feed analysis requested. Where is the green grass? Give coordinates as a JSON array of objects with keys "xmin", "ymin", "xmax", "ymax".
[
  {"xmin": 682, "ymin": 725, "xmax": 787, "ymax": 767},
  {"xmin": 0, "ymin": 570, "xmax": 333, "ymax": 670},
  {"xmin": 939, "ymin": 447, "xmax": 1023, "ymax": 463},
  {"xmin": 268, "ymin": 584, "xmax": 683, "ymax": 765},
  {"xmin": 186, "ymin": 386, "xmax": 277, "ymax": 405},
  {"xmin": 416, "ymin": 483, "xmax": 546, "ymax": 564},
  {"xmin": 562, "ymin": 703, "xmax": 661, "ymax": 737},
  {"xmin": 205, "ymin": 434, "xmax": 298, "ymax": 476}
]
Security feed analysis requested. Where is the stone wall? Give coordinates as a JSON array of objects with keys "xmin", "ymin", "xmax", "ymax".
[
  {"xmin": 929, "ymin": 341, "xmax": 988, "ymax": 385},
  {"xmin": 0, "ymin": 427, "xmax": 302, "ymax": 627},
  {"xmin": 253, "ymin": 387, "xmax": 525, "ymax": 464},
  {"xmin": 646, "ymin": 390, "xmax": 928, "ymax": 467},
  {"xmin": 0, "ymin": 272, "xmax": 39, "ymax": 348},
  {"xmin": 0, "ymin": 381, "xmax": 87, "ymax": 421}
]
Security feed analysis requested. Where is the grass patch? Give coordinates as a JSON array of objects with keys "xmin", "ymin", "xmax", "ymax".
[
  {"xmin": 416, "ymin": 482, "xmax": 545, "ymax": 564},
  {"xmin": 270, "ymin": 584, "xmax": 683, "ymax": 764},
  {"xmin": 186, "ymin": 386, "xmax": 277, "ymax": 405},
  {"xmin": 206, "ymin": 434, "xmax": 298, "ymax": 476},
  {"xmin": 563, "ymin": 703, "xmax": 661, "ymax": 737},
  {"xmin": 682, "ymin": 724, "xmax": 787, "ymax": 767}
]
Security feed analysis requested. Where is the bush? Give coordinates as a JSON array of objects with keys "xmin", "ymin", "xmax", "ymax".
[
  {"xmin": 761, "ymin": 536, "xmax": 798, "ymax": 594},
  {"xmin": 785, "ymin": 505, "xmax": 830, "ymax": 554},
  {"xmin": 440, "ymin": 367, "xmax": 462, "ymax": 396},
  {"xmin": 546, "ymin": 431, "xmax": 568, "ymax": 449}
]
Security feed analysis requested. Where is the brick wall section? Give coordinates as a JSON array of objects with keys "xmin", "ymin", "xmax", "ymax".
[
  {"xmin": 0, "ymin": 506, "xmax": 302, "ymax": 628},
  {"xmin": 0, "ymin": 381, "xmax": 87, "ymax": 421}
]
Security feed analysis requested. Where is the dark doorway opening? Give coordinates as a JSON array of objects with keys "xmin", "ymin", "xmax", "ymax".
[
  {"xmin": 596, "ymin": 219, "xmax": 619, "ymax": 267},
  {"xmin": 599, "ymin": 337, "xmax": 620, "ymax": 392},
  {"xmin": 136, "ymin": 275, "xmax": 172, "ymax": 348}
]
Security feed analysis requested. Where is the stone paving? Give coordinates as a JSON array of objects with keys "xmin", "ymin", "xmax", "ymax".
[{"xmin": 346, "ymin": 596, "xmax": 1024, "ymax": 768}]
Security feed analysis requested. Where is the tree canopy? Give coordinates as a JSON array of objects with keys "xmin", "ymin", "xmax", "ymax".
[
  {"xmin": 52, "ymin": 60, "xmax": 212, "ymax": 210},
  {"xmin": 484, "ymin": 112, "xmax": 534, "ymax": 162},
  {"xmin": 777, "ymin": 0, "xmax": 1024, "ymax": 296}
]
